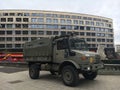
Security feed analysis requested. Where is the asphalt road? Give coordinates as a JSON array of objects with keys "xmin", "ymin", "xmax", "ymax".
[{"xmin": 0, "ymin": 66, "xmax": 120, "ymax": 90}]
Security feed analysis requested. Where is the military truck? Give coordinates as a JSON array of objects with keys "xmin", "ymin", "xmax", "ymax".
[{"xmin": 23, "ymin": 34, "xmax": 104, "ymax": 86}]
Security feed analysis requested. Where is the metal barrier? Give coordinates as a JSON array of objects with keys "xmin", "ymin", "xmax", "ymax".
[
  {"xmin": 0, "ymin": 62, "xmax": 28, "ymax": 68},
  {"xmin": 99, "ymin": 60, "xmax": 120, "ymax": 75},
  {"xmin": 0, "ymin": 60, "xmax": 120, "ymax": 75}
]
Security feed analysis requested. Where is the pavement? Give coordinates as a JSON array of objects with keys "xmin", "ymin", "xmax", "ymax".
[{"xmin": 0, "ymin": 66, "xmax": 120, "ymax": 90}]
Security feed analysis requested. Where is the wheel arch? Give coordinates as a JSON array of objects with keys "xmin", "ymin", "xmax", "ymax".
[{"xmin": 59, "ymin": 60, "xmax": 80, "ymax": 74}]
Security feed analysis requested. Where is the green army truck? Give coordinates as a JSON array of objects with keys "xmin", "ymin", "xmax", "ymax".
[{"xmin": 23, "ymin": 34, "xmax": 104, "ymax": 86}]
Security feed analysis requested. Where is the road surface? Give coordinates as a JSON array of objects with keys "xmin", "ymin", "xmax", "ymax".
[{"xmin": 0, "ymin": 66, "xmax": 120, "ymax": 90}]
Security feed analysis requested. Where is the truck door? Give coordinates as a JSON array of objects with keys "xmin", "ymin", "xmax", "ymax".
[{"xmin": 53, "ymin": 39, "xmax": 68, "ymax": 63}]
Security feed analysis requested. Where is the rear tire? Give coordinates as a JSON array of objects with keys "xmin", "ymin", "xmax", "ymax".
[
  {"xmin": 61, "ymin": 65, "xmax": 79, "ymax": 86},
  {"xmin": 82, "ymin": 71, "xmax": 97, "ymax": 80},
  {"xmin": 29, "ymin": 64, "xmax": 40, "ymax": 79}
]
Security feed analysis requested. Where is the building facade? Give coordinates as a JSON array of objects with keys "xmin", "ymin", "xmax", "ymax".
[
  {"xmin": 116, "ymin": 45, "xmax": 120, "ymax": 52},
  {"xmin": 0, "ymin": 10, "xmax": 114, "ymax": 52}
]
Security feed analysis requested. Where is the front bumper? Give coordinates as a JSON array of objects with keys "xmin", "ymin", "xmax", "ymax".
[{"xmin": 80, "ymin": 63, "xmax": 104, "ymax": 71}]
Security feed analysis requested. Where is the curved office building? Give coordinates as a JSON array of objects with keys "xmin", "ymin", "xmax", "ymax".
[{"xmin": 0, "ymin": 10, "xmax": 114, "ymax": 52}]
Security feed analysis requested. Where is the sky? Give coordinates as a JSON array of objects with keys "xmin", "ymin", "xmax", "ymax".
[{"xmin": 0, "ymin": 0, "xmax": 120, "ymax": 45}]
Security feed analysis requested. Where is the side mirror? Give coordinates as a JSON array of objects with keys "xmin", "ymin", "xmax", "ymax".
[{"xmin": 69, "ymin": 51, "xmax": 76, "ymax": 56}]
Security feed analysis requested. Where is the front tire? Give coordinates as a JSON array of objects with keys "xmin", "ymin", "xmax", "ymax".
[
  {"xmin": 29, "ymin": 64, "xmax": 40, "ymax": 79},
  {"xmin": 61, "ymin": 65, "xmax": 79, "ymax": 86},
  {"xmin": 82, "ymin": 71, "xmax": 97, "ymax": 80}
]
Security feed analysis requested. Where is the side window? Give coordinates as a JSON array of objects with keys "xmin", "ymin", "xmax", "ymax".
[{"xmin": 57, "ymin": 39, "xmax": 68, "ymax": 50}]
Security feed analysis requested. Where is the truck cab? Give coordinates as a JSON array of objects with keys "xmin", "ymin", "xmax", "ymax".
[{"xmin": 23, "ymin": 34, "xmax": 104, "ymax": 86}]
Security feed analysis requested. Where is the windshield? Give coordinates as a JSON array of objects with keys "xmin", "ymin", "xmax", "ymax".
[{"xmin": 70, "ymin": 38, "xmax": 88, "ymax": 51}]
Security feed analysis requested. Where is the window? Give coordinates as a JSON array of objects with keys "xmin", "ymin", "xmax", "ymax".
[
  {"xmin": 0, "ymin": 37, "xmax": 5, "ymax": 41},
  {"xmin": 73, "ymin": 20, "xmax": 78, "ymax": 24},
  {"xmin": 31, "ymin": 18, "xmax": 37, "ymax": 22},
  {"xmin": 80, "ymin": 26, "xmax": 85, "ymax": 30},
  {"xmin": 53, "ymin": 31, "xmax": 59, "ymax": 35},
  {"xmin": 53, "ymin": 19, "xmax": 58, "ymax": 23},
  {"xmin": 22, "ymin": 37, "xmax": 28, "ymax": 41},
  {"xmin": 32, "ymin": 13, "xmax": 40, "ymax": 16},
  {"xmin": 10, "ymin": 13, "xmax": 15, "ymax": 16},
  {"xmin": 16, "ymin": 18, "xmax": 22, "ymax": 22},
  {"xmin": 86, "ymin": 27, "xmax": 90, "ymax": 30},
  {"xmin": 92, "ymin": 38, "xmax": 96, "ymax": 42},
  {"xmin": 91, "ymin": 33, "xmax": 96, "ymax": 36},
  {"xmin": 22, "ymin": 31, "xmax": 28, "ymax": 35},
  {"xmin": 22, "ymin": 24, "xmax": 28, "ymax": 28},
  {"xmin": 46, "ymin": 31, "xmax": 52, "ymax": 35},
  {"xmin": 15, "ymin": 31, "xmax": 21, "ymax": 35},
  {"xmin": 46, "ymin": 14, "xmax": 52, "ymax": 17},
  {"xmin": 38, "ymin": 31, "xmax": 44, "ymax": 35},
  {"xmin": 108, "ymin": 34, "xmax": 113, "ymax": 37},
  {"xmin": 66, "ymin": 25, "xmax": 72, "ymax": 30},
  {"xmin": 61, "ymin": 25, "xmax": 66, "ymax": 29},
  {"xmin": 87, "ymin": 38, "xmax": 91, "ymax": 42},
  {"xmin": 31, "ymin": 37, "xmax": 37, "ymax": 41},
  {"xmin": 80, "ymin": 32, "xmax": 84, "ymax": 36},
  {"xmin": 57, "ymin": 39, "xmax": 68, "ymax": 50},
  {"xmin": 74, "ymin": 32, "xmax": 79, "ymax": 35},
  {"xmin": 67, "ymin": 20, "xmax": 71, "ymax": 24},
  {"xmin": 60, "ymin": 19, "xmax": 66, "ymax": 23},
  {"xmin": 67, "ymin": 32, "xmax": 72, "ymax": 35},
  {"xmin": 90, "ymin": 27, "xmax": 95, "ymax": 31},
  {"xmin": 6, "ymin": 37, "xmax": 12, "ymax": 41},
  {"xmin": 60, "ymin": 15, "xmax": 65, "ymax": 18},
  {"xmin": 0, "ymin": 44, "xmax": 5, "ymax": 48},
  {"xmin": 72, "ymin": 16, "xmax": 77, "ymax": 19},
  {"xmin": 7, "ymin": 24, "xmax": 13, "ymax": 28},
  {"xmin": 0, "ymin": 24, "xmax": 6, "ymax": 28},
  {"xmin": 52, "ymin": 14, "xmax": 58, "ymax": 18},
  {"xmin": 83, "ymin": 17, "xmax": 88, "ymax": 20},
  {"xmin": 96, "ymin": 22, "xmax": 100, "ymax": 26},
  {"xmin": 17, "ymin": 13, "xmax": 23, "ymax": 16},
  {"xmin": 30, "ymin": 24, "xmax": 44, "ymax": 29},
  {"xmin": 86, "ymin": 21, "xmax": 90, "ymax": 25},
  {"xmin": 3, "ymin": 13, "xmax": 8, "ymax": 16},
  {"xmin": 15, "ymin": 37, "xmax": 21, "ymax": 41},
  {"xmin": 97, "ymin": 39, "xmax": 101, "ymax": 42},
  {"xmin": 15, "ymin": 44, "xmax": 21, "ymax": 48},
  {"xmin": 23, "ymin": 18, "xmax": 29, "ymax": 22},
  {"xmin": 39, "ymin": 13, "xmax": 44, "ymax": 17},
  {"xmin": 8, "ymin": 18, "xmax": 13, "ymax": 22},
  {"xmin": 46, "ymin": 18, "xmax": 52, "ymax": 23},
  {"xmin": 6, "ymin": 44, "xmax": 12, "ymax": 48},
  {"xmin": 46, "ymin": 25, "xmax": 58, "ymax": 29},
  {"xmin": 38, "ymin": 18, "xmax": 44, "ymax": 22},
  {"xmin": 6, "ymin": 31, "xmax": 12, "ymax": 35},
  {"xmin": 15, "ymin": 24, "xmax": 21, "ymax": 28},
  {"xmin": 0, "ymin": 31, "xmax": 5, "ymax": 35},
  {"xmin": 31, "ymin": 31, "xmax": 37, "ymax": 35},
  {"xmin": 1, "ymin": 18, "xmax": 6, "ymax": 22},
  {"xmin": 86, "ymin": 32, "xmax": 91, "ymax": 36},
  {"xmin": 74, "ymin": 26, "xmax": 79, "ymax": 30},
  {"xmin": 65, "ymin": 15, "xmax": 70, "ymax": 18},
  {"xmin": 79, "ymin": 21, "xmax": 84, "ymax": 25},
  {"xmin": 24, "ymin": 13, "xmax": 29, "ymax": 16},
  {"xmin": 61, "ymin": 31, "xmax": 66, "ymax": 35}
]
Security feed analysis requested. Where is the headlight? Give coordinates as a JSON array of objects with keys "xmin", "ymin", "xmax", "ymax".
[{"xmin": 81, "ymin": 56, "xmax": 87, "ymax": 60}]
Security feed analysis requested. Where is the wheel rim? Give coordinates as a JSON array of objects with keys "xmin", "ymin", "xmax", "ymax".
[{"xmin": 63, "ymin": 70, "xmax": 73, "ymax": 83}]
